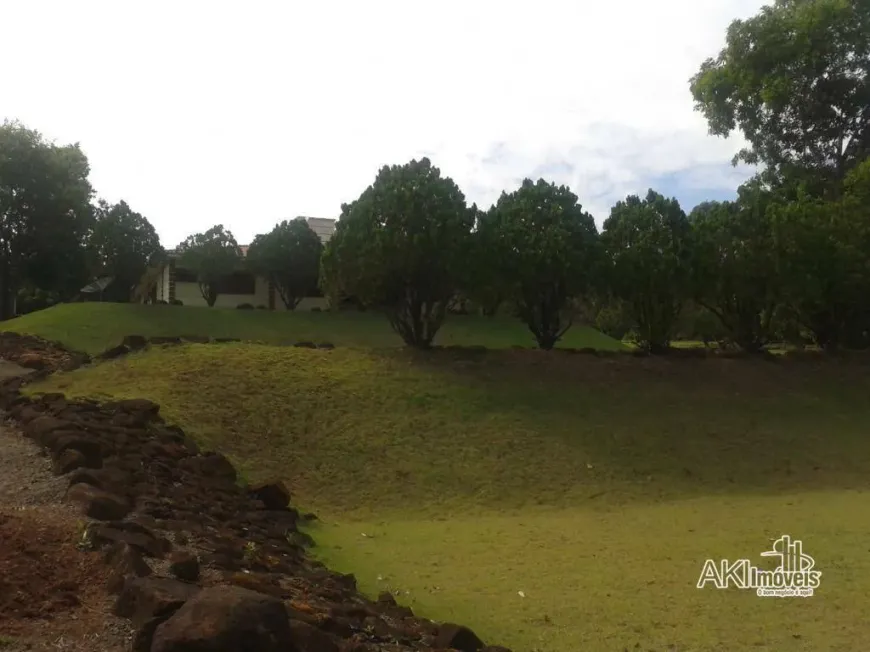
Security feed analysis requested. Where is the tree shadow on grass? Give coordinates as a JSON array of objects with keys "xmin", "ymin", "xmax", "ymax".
[{"xmin": 394, "ymin": 346, "xmax": 870, "ymax": 506}]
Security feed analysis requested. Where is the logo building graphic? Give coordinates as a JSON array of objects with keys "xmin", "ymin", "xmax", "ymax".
[{"xmin": 697, "ymin": 535, "xmax": 822, "ymax": 597}]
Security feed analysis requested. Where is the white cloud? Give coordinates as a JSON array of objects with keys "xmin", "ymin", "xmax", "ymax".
[{"xmin": 0, "ymin": 0, "xmax": 769, "ymax": 244}]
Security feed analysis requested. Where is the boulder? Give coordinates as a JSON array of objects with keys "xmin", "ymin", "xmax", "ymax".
[
  {"xmin": 122, "ymin": 335, "xmax": 149, "ymax": 350},
  {"xmin": 23, "ymin": 415, "xmax": 70, "ymax": 442},
  {"xmin": 150, "ymin": 586, "xmax": 297, "ymax": 652},
  {"xmin": 66, "ymin": 466, "xmax": 130, "ymax": 495},
  {"xmin": 66, "ymin": 483, "xmax": 131, "ymax": 521},
  {"xmin": 225, "ymin": 572, "xmax": 287, "ymax": 599},
  {"xmin": 105, "ymin": 542, "xmax": 153, "ymax": 593},
  {"xmin": 434, "ymin": 623, "xmax": 486, "ymax": 651},
  {"xmin": 90, "ymin": 522, "xmax": 171, "ymax": 558},
  {"xmin": 114, "ymin": 576, "xmax": 200, "ymax": 628},
  {"xmin": 169, "ymin": 551, "xmax": 200, "ymax": 582},
  {"xmin": 16, "ymin": 352, "xmax": 47, "ymax": 369},
  {"xmin": 99, "ymin": 344, "xmax": 130, "ymax": 360},
  {"xmin": 194, "ymin": 452, "xmax": 237, "ymax": 482},
  {"xmin": 290, "ymin": 620, "xmax": 340, "ymax": 652},
  {"xmin": 50, "ymin": 434, "xmax": 104, "ymax": 467},
  {"xmin": 52, "ymin": 448, "xmax": 98, "ymax": 474},
  {"xmin": 249, "ymin": 481, "xmax": 291, "ymax": 510}
]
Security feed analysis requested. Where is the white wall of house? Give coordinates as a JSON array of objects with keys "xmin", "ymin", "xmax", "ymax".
[
  {"xmin": 173, "ymin": 276, "xmax": 328, "ymax": 310},
  {"xmin": 151, "ymin": 216, "xmax": 336, "ymax": 310},
  {"xmin": 157, "ymin": 264, "xmax": 170, "ymax": 302}
]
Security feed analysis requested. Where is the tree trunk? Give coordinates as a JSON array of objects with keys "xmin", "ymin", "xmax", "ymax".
[{"xmin": 0, "ymin": 259, "xmax": 14, "ymax": 321}]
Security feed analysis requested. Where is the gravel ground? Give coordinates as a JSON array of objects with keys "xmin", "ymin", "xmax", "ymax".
[{"xmin": 0, "ymin": 360, "xmax": 134, "ymax": 652}]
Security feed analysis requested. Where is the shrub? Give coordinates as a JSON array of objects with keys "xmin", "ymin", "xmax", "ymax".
[
  {"xmin": 256, "ymin": 304, "xmax": 267, "ymax": 310},
  {"xmin": 236, "ymin": 303, "xmax": 254, "ymax": 310},
  {"xmin": 170, "ymin": 299, "xmax": 184, "ymax": 306}
]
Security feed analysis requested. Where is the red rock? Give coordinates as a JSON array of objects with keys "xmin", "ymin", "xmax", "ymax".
[
  {"xmin": 434, "ymin": 623, "xmax": 486, "ymax": 651},
  {"xmin": 66, "ymin": 483, "xmax": 131, "ymax": 520},
  {"xmin": 150, "ymin": 586, "xmax": 296, "ymax": 652},
  {"xmin": 249, "ymin": 481, "xmax": 291, "ymax": 510},
  {"xmin": 114, "ymin": 576, "xmax": 200, "ymax": 628},
  {"xmin": 105, "ymin": 542, "xmax": 153, "ymax": 593}
]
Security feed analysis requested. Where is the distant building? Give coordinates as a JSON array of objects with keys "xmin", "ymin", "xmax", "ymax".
[{"xmin": 137, "ymin": 217, "xmax": 336, "ymax": 309}]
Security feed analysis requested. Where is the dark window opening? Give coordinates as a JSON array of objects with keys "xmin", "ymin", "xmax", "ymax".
[
  {"xmin": 175, "ymin": 267, "xmax": 197, "ymax": 283},
  {"xmin": 218, "ymin": 272, "xmax": 256, "ymax": 295}
]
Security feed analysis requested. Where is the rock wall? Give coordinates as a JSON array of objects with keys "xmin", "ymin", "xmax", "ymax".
[{"xmin": 0, "ymin": 332, "xmax": 510, "ymax": 652}]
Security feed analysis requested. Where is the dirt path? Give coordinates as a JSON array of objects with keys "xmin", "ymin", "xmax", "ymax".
[{"xmin": 0, "ymin": 362, "xmax": 132, "ymax": 652}]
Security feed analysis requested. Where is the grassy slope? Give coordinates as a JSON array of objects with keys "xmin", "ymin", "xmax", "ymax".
[
  {"xmin": 28, "ymin": 343, "xmax": 870, "ymax": 651},
  {"xmin": 3, "ymin": 303, "xmax": 625, "ymax": 355}
]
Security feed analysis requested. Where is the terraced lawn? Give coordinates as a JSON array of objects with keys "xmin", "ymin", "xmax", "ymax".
[
  {"xmin": 25, "ymin": 342, "xmax": 870, "ymax": 650},
  {"xmin": 3, "ymin": 302, "xmax": 625, "ymax": 355}
]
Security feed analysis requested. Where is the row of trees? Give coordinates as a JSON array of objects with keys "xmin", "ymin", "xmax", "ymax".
[
  {"xmin": 318, "ymin": 157, "xmax": 870, "ymax": 353},
  {"xmin": 0, "ymin": 120, "xmax": 165, "ymax": 318},
  {"xmin": 320, "ymin": 0, "xmax": 870, "ymax": 353},
  {"xmin": 0, "ymin": 119, "xmax": 327, "ymax": 315}
]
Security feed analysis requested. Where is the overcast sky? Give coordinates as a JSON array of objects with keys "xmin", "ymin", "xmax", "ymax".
[{"xmin": 1, "ymin": 0, "xmax": 767, "ymax": 246}]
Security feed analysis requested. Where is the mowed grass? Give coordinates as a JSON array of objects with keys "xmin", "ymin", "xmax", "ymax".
[
  {"xmin": 26, "ymin": 343, "xmax": 870, "ymax": 650},
  {"xmin": 3, "ymin": 302, "xmax": 625, "ymax": 356}
]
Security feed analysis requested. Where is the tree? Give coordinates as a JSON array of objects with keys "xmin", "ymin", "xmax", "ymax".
[
  {"xmin": 601, "ymin": 190, "xmax": 693, "ymax": 353},
  {"xmin": 463, "ymin": 206, "xmax": 506, "ymax": 317},
  {"xmin": 772, "ymin": 158, "xmax": 870, "ymax": 350},
  {"xmin": 690, "ymin": 0, "xmax": 870, "ymax": 197},
  {"xmin": 0, "ymin": 120, "xmax": 94, "ymax": 318},
  {"xmin": 89, "ymin": 200, "xmax": 162, "ymax": 302},
  {"xmin": 246, "ymin": 218, "xmax": 322, "ymax": 310},
  {"xmin": 485, "ymin": 179, "xmax": 599, "ymax": 349},
  {"xmin": 177, "ymin": 225, "xmax": 243, "ymax": 307},
  {"xmin": 320, "ymin": 157, "xmax": 474, "ymax": 348},
  {"xmin": 689, "ymin": 180, "xmax": 783, "ymax": 352}
]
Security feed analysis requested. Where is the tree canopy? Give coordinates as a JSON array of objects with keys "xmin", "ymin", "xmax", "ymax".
[
  {"xmin": 690, "ymin": 180, "xmax": 783, "ymax": 352},
  {"xmin": 320, "ymin": 157, "xmax": 474, "ymax": 348},
  {"xmin": 602, "ymin": 190, "xmax": 693, "ymax": 353},
  {"xmin": 177, "ymin": 225, "xmax": 243, "ymax": 307},
  {"xmin": 247, "ymin": 218, "xmax": 323, "ymax": 310},
  {"xmin": 690, "ymin": 0, "xmax": 870, "ymax": 196},
  {"xmin": 0, "ymin": 120, "xmax": 95, "ymax": 317},
  {"xmin": 90, "ymin": 200, "xmax": 162, "ymax": 302},
  {"xmin": 486, "ymin": 179, "xmax": 599, "ymax": 349}
]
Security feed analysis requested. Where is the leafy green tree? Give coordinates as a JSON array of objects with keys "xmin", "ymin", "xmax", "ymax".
[
  {"xmin": 602, "ymin": 190, "xmax": 693, "ymax": 353},
  {"xmin": 90, "ymin": 200, "xmax": 162, "ymax": 302},
  {"xmin": 320, "ymin": 158, "xmax": 474, "ymax": 348},
  {"xmin": 689, "ymin": 181, "xmax": 783, "ymax": 352},
  {"xmin": 485, "ymin": 179, "xmax": 599, "ymax": 349},
  {"xmin": 177, "ymin": 225, "xmax": 243, "ymax": 307},
  {"xmin": 690, "ymin": 0, "xmax": 870, "ymax": 197},
  {"xmin": 772, "ymin": 159, "xmax": 870, "ymax": 350},
  {"xmin": 246, "ymin": 218, "xmax": 323, "ymax": 309},
  {"xmin": 0, "ymin": 120, "xmax": 94, "ymax": 318},
  {"xmin": 463, "ymin": 206, "xmax": 506, "ymax": 317}
]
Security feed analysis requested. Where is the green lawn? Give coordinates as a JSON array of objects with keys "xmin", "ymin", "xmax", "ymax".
[
  {"xmin": 3, "ymin": 303, "xmax": 625, "ymax": 355},
  {"xmin": 26, "ymin": 343, "xmax": 870, "ymax": 651}
]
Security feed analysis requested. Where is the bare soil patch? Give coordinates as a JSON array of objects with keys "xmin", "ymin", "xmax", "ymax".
[{"xmin": 0, "ymin": 412, "xmax": 132, "ymax": 651}]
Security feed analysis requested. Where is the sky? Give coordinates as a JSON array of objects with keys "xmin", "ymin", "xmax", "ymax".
[{"xmin": 1, "ymin": 0, "xmax": 769, "ymax": 247}]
